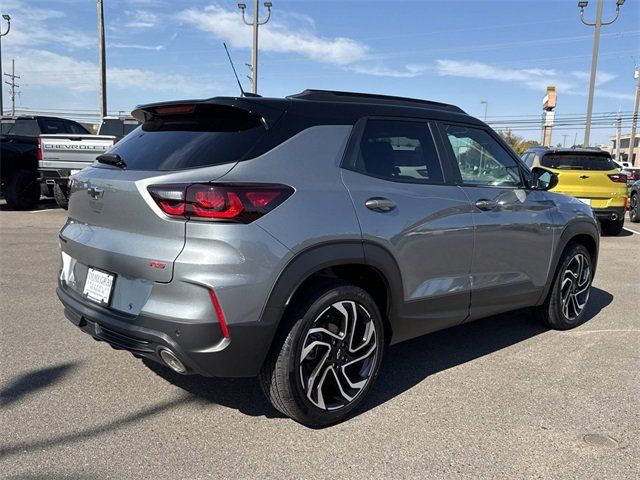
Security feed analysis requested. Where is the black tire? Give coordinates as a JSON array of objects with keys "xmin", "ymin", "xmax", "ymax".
[
  {"xmin": 630, "ymin": 193, "xmax": 639, "ymax": 223},
  {"xmin": 600, "ymin": 219, "xmax": 624, "ymax": 236},
  {"xmin": 53, "ymin": 183, "xmax": 69, "ymax": 210},
  {"xmin": 259, "ymin": 283, "xmax": 384, "ymax": 428},
  {"xmin": 4, "ymin": 169, "xmax": 40, "ymax": 210},
  {"xmin": 533, "ymin": 243, "xmax": 592, "ymax": 330}
]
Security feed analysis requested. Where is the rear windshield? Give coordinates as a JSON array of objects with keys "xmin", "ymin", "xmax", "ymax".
[
  {"xmin": 107, "ymin": 105, "xmax": 266, "ymax": 171},
  {"xmin": 1, "ymin": 119, "xmax": 38, "ymax": 136},
  {"xmin": 541, "ymin": 154, "xmax": 616, "ymax": 171}
]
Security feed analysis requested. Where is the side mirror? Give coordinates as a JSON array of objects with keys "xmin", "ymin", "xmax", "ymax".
[{"xmin": 531, "ymin": 167, "xmax": 558, "ymax": 191}]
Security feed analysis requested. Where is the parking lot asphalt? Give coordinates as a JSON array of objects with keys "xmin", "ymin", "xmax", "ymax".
[{"xmin": 1, "ymin": 199, "xmax": 638, "ymax": 479}]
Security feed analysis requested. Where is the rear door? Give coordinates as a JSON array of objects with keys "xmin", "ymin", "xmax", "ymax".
[
  {"xmin": 59, "ymin": 103, "xmax": 271, "ymax": 312},
  {"xmin": 436, "ymin": 122, "xmax": 556, "ymax": 320},
  {"xmin": 341, "ymin": 117, "xmax": 474, "ymax": 342}
]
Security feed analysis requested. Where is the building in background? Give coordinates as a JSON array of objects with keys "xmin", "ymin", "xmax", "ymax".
[{"xmin": 604, "ymin": 133, "xmax": 639, "ymax": 164}]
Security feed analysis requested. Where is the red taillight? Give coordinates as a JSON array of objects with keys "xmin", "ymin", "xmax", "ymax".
[
  {"xmin": 147, "ymin": 183, "xmax": 293, "ymax": 223},
  {"xmin": 628, "ymin": 171, "xmax": 638, "ymax": 182},
  {"xmin": 209, "ymin": 289, "xmax": 230, "ymax": 339},
  {"xmin": 608, "ymin": 173, "xmax": 627, "ymax": 183},
  {"xmin": 36, "ymin": 138, "xmax": 43, "ymax": 161}
]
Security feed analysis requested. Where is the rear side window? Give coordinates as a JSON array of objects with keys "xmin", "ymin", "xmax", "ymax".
[
  {"xmin": 67, "ymin": 121, "xmax": 89, "ymax": 134},
  {"xmin": 1, "ymin": 119, "xmax": 38, "ymax": 136},
  {"xmin": 107, "ymin": 105, "xmax": 266, "ymax": 171},
  {"xmin": 353, "ymin": 119, "xmax": 444, "ymax": 183},
  {"xmin": 39, "ymin": 119, "xmax": 66, "ymax": 134},
  {"xmin": 541, "ymin": 154, "xmax": 616, "ymax": 171}
]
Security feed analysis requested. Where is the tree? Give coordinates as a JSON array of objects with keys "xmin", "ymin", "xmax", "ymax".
[{"xmin": 498, "ymin": 129, "xmax": 539, "ymax": 155}]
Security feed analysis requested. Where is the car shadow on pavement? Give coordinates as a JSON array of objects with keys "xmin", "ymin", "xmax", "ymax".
[
  {"xmin": 142, "ymin": 359, "xmax": 285, "ymax": 419},
  {"xmin": 0, "ymin": 362, "xmax": 77, "ymax": 409},
  {"xmin": 359, "ymin": 286, "xmax": 613, "ymax": 417},
  {"xmin": 142, "ymin": 287, "xmax": 613, "ymax": 423}
]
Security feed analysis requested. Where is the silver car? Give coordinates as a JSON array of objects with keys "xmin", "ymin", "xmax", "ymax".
[{"xmin": 57, "ymin": 90, "xmax": 599, "ymax": 427}]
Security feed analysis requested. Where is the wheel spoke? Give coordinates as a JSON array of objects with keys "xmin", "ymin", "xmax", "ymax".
[
  {"xmin": 299, "ymin": 299, "xmax": 379, "ymax": 411},
  {"xmin": 330, "ymin": 367, "xmax": 355, "ymax": 403},
  {"xmin": 300, "ymin": 340, "xmax": 331, "ymax": 362}
]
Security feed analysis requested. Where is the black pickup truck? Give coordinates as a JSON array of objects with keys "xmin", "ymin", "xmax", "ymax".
[{"xmin": 1, "ymin": 116, "xmax": 90, "ymax": 210}]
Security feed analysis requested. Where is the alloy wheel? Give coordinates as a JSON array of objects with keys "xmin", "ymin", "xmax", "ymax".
[
  {"xmin": 560, "ymin": 253, "xmax": 591, "ymax": 320},
  {"xmin": 299, "ymin": 300, "xmax": 378, "ymax": 411}
]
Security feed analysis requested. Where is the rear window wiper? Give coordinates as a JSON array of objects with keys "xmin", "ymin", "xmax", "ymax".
[{"xmin": 97, "ymin": 153, "xmax": 127, "ymax": 169}]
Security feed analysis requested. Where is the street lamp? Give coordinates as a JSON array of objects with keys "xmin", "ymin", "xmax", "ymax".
[
  {"xmin": 238, "ymin": 1, "xmax": 273, "ymax": 94},
  {"xmin": 480, "ymin": 100, "xmax": 488, "ymax": 122},
  {"xmin": 0, "ymin": 13, "xmax": 11, "ymax": 116},
  {"xmin": 578, "ymin": 0, "xmax": 625, "ymax": 146}
]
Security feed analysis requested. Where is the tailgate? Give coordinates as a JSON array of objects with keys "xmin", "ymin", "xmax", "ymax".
[
  {"xmin": 552, "ymin": 169, "xmax": 626, "ymax": 199},
  {"xmin": 60, "ymin": 167, "xmax": 186, "ymax": 284},
  {"xmin": 40, "ymin": 134, "xmax": 116, "ymax": 170}
]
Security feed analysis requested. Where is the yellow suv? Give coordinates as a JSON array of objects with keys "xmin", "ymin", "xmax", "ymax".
[{"xmin": 522, "ymin": 147, "xmax": 628, "ymax": 235}]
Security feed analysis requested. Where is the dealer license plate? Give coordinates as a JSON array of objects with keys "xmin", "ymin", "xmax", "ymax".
[{"xmin": 83, "ymin": 268, "xmax": 115, "ymax": 304}]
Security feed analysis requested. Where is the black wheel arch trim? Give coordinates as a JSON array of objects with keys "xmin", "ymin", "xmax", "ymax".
[
  {"xmin": 536, "ymin": 219, "xmax": 599, "ymax": 306},
  {"xmin": 258, "ymin": 240, "xmax": 405, "ymax": 362}
]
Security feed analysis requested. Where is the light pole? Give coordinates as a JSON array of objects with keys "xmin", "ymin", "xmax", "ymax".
[
  {"xmin": 480, "ymin": 100, "xmax": 488, "ymax": 122},
  {"xmin": 97, "ymin": 0, "xmax": 107, "ymax": 118},
  {"xmin": 0, "ymin": 14, "xmax": 11, "ymax": 116},
  {"xmin": 628, "ymin": 69, "xmax": 640, "ymax": 165},
  {"xmin": 238, "ymin": 1, "xmax": 272, "ymax": 95},
  {"xmin": 578, "ymin": 0, "xmax": 625, "ymax": 146}
]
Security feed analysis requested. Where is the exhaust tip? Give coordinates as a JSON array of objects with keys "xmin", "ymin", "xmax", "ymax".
[
  {"xmin": 159, "ymin": 348, "xmax": 186, "ymax": 374},
  {"xmin": 611, "ymin": 213, "xmax": 618, "ymax": 221}
]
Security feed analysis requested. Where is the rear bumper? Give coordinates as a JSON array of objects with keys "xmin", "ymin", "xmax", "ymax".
[
  {"xmin": 592, "ymin": 206, "xmax": 625, "ymax": 222},
  {"xmin": 39, "ymin": 169, "xmax": 71, "ymax": 185},
  {"xmin": 57, "ymin": 282, "xmax": 281, "ymax": 377}
]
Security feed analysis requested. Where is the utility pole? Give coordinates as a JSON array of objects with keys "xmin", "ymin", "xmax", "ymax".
[
  {"xmin": 628, "ymin": 69, "xmax": 640, "ymax": 166},
  {"xmin": 614, "ymin": 113, "xmax": 621, "ymax": 161},
  {"xmin": 562, "ymin": 134, "xmax": 569, "ymax": 147},
  {"xmin": 3, "ymin": 58, "xmax": 19, "ymax": 116},
  {"xmin": 97, "ymin": 0, "xmax": 107, "ymax": 118},
  {"xmin": 238, "ymin": 1, "xmax": 272, "ymax": 94},
  {"xmin": 0, "ymin": 14, "xmax": 11, "ymax": 116},
  {"xmin": 578, "ymin": 0, "xmax": 625, "ymax": 146}
]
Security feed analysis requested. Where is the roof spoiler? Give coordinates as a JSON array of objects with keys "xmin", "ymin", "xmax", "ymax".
[{"xmin": 131, "ymin": 98, "xmax": 285, "ymax": 128}]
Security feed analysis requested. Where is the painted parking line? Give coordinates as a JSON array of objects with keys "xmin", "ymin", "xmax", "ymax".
[
  {"xmin": 29, "ymin": 209, "xmax": 57, "ymax": 214},
  {"xmin": 623, "ymin": 226, "xmax": 640, "ymax": 235}
]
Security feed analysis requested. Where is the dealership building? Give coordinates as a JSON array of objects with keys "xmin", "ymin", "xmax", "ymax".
[{"xmin": 603, "ymin": 133, "xmax": 639, "ymax": 165}]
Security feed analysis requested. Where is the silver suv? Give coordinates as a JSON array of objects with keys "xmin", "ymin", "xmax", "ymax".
[{"xmin": 57, "ymin": 90, "xmax": 599, "ymax": 427}]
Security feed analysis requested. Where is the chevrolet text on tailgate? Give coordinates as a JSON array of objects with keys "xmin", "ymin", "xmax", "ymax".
[
  {"xmin": 40, "ymin": 134, "xmax": 116, "ymax": 209},
  {"xmin": 56, "ymin": 90, "xmax": 600, "ymax": 427},
  {"xmin": 39, "ymin": 117, "xmax": 140, "ymax": 209}
]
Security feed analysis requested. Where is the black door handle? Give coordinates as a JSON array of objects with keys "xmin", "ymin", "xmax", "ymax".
[
  {"xmin": 365, "ymin": 197, "xmax": 396, "ymax": 212},
  {"xmin": 475, "ymin": 199, "xmax": 499, "ymax": 211}
]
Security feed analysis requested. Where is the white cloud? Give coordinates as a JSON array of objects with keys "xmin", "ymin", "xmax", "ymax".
[
  {"xmin": 350, "ymin": 64, "xmax": 428, "ymax": 78},
  {"xmin": 435, "ymin": 59, "xmax": 627, "ymax": 98},
  {"xmin": 125, "ymin": 10, "xmax": 158, "ymax": 29},
  {"xmin": 178, "ymin": 5, "xmax": 368, "ymax": 66},
  {"xmin": 110, "ymin": 43, "xmax": 165, "ymax": 51},
  {"xmin": 12, "ymin": 49, "xmax": 214, "ymax": 95},
  {"xmin": 1, "ymin": 0, "xmax": 94, "ymax": 49}
]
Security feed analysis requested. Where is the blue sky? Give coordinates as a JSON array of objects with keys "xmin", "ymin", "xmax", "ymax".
[{"xmin": 2, "ymin": 0, "xmax": 639, "ymax": 144}]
